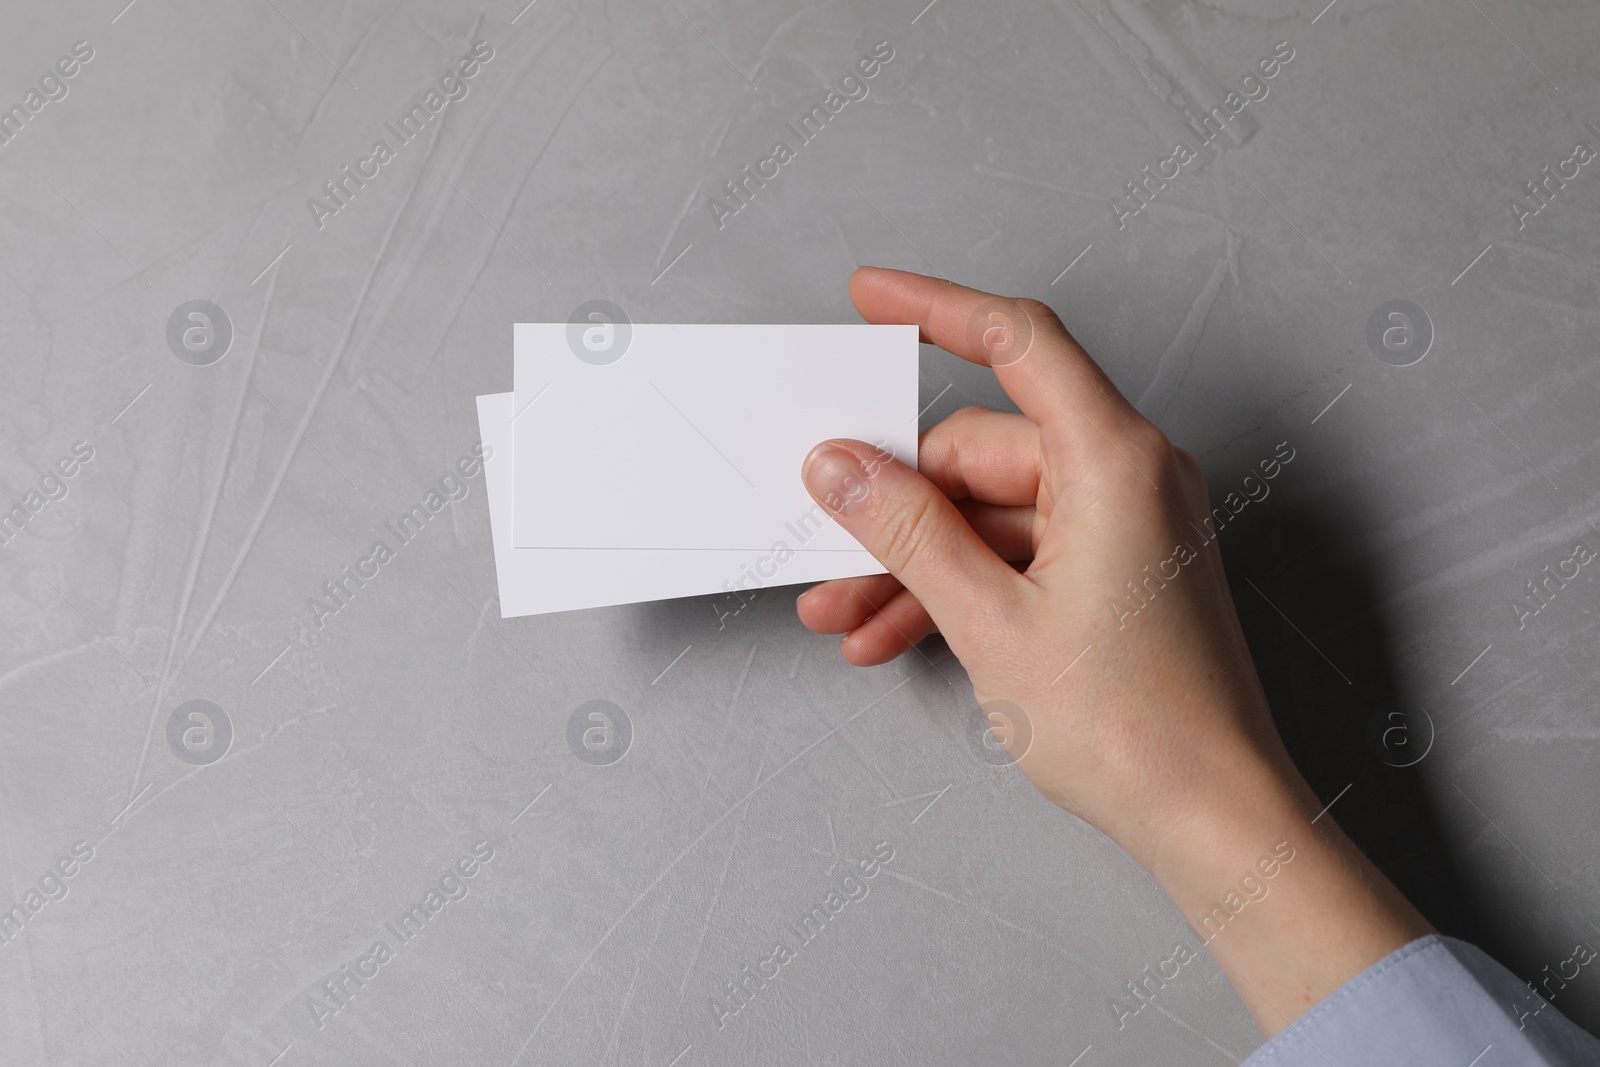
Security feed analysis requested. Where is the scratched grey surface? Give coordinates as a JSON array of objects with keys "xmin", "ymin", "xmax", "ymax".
[{"xmin": 2, "ymin": 0, "xmax": 1599, "ymax": 1064}]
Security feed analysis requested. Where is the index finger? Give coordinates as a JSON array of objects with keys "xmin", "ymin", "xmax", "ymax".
[{"xmin": 849, "ymin": 266, "xmax": 1142, "ymax": 437}]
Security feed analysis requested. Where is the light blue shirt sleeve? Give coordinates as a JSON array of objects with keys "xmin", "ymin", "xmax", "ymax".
[{"xmin": 1242, "ymin": 935, "xmax": 1600, "ymax": 1066}]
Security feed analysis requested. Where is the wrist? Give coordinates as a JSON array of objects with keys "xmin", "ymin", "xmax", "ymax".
[
  {"xmin": 1115, "ymin": 736, "xmax": 1434, "ymax": 1033},
  {"xmin": 1099, "ymin": 727, "xmax": 1308, "ymax": 890}
]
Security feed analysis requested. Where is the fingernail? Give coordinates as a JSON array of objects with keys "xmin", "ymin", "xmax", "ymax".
[{"xmin": 802, "ymin": 444, "xmax": 870, "ymax": 516}]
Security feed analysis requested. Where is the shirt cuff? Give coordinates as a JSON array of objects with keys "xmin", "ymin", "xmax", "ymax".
[{"xmin": 1242, "ymin": 934, "xmax": 1600, "ymax": 1066}]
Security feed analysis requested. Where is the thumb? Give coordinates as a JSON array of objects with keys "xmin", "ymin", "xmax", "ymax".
[{"xmin": 801, "ymin": 439, "xmax": 1023, "ymax": 646}]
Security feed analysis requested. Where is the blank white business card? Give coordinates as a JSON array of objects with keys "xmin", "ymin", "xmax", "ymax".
[
  {"xmin": 511, "ymin": 323, "xmax": 919, "ymax": 550},
  {"xmin": 477, "ymin": 393, "xmax": 888, "ymax": 617}
]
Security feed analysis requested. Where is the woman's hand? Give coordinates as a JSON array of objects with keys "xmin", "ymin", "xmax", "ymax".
[{"xmin": 797, "ymin": 266, "xmax": 1432, "ymax": 1035}]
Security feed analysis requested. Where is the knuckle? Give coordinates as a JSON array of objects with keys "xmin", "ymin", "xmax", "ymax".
[
  {"xmin": 947, "ymin": 404, "xmax": 989, "ymax": 429},
  {"xmin": 1015, "ymin": 298, "xmax": 1083, "ymax": 352},
  {"xmin": 923, "ymin": 407, "xmax": 994, "ymax": 492},
  {"xmin": 1121, "ymin": 418, "xmax": 1175, "ymax": 472},
  {"xmin": 877, "ymin": 493, "xmax": 940, "ymax": 574},
  {"xmin": 923, "ymin": 405, "xmax": 975, "ymax": 445},
  {"xmin": 929, "ymin": 406, "xmax": 986, "ymax": 450},
  {"xmin": 1174, "ymin": 446, "xmax": 1209, "ymax": 491},
  {"xmin": 1015, "ymin": 297, "xmax": 1065, "ymax": 334}
]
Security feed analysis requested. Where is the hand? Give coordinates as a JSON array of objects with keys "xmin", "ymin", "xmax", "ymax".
[
  {"xmin": 799, "ymin": 266, "xmax": 1279, "ymax": 850},
  {"xmin": 797, "ymin": 267, "xmax": 1431, "ymax": 1035}
]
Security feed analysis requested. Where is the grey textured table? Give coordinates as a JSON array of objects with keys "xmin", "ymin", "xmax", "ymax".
[{"xmin": 3, "ymin": 1, "xmax": 1598, "ymax": 1064}]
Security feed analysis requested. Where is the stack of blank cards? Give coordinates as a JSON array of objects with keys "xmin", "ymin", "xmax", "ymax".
[{"xmin": 475, "ymin": 316, "xmax": 919, "ymax": 616}]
